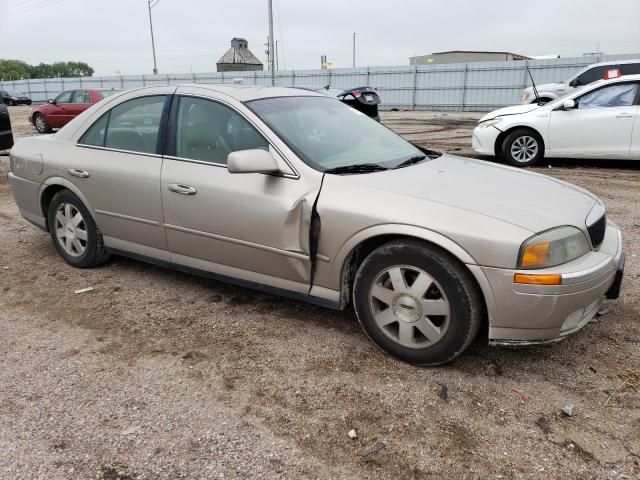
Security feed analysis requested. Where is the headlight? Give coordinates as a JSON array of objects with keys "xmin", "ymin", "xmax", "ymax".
[
  {"xmin": 518, "ymin": 226, "xmax": 589, "ymax": 269},
  {"xmin": 477, "ymin": 117, "xmax": 503, "ymax": 129}
]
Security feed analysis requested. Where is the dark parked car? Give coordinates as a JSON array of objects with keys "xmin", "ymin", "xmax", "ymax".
[
  {"xmin": 0, "ymin": 103, "xmax": 14, "ymax": 151},
  {"xmin": 29, "ymin": 88, "xmax": 120, "ymax": 133},
  {"xmin": 295, "ymin": 85, "xmax": 381, "ymax": 121},
  {"xmin": 1, "ymin": 89, "xmax": 32, "ymax": 106},
  {"xmin": 337, "ymin": 86, "xmax": 380, "ymax": 121}
]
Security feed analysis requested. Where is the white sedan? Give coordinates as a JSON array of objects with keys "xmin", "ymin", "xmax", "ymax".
[{"xmin": 473, "ymin": 74, "xmax": 640, "ymax": 166}]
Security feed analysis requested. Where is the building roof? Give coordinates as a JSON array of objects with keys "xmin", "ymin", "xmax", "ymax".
[
  {"xmin": 432, "ymin": 50, "xmax": 530, "ymax": 58},
  {"xmin": 217, "ymin": 39, "xmax": 263, "ymax": 66}
]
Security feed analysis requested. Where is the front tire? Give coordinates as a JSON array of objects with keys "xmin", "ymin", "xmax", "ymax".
[
  {"xmin": 353, "ymin": 240, "xmax": 484, "ymax": 366},
  {"xmin": 47, "ymin": 190, "xmax": 110, "ymax": 268},
  {"xmin": 501, "ymin": 128, "xmax": 544, "ymax": 167},
  {"xmin": 34, "ymin": 113, "xmax": 51, "ymax": 134}
]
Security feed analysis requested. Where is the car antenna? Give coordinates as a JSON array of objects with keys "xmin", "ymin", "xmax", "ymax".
[{"xmin": 527, "ymin": 66, "xmax": 542, "ymax": 105}]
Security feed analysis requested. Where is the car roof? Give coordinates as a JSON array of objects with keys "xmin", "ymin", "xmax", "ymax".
[
  {"xmin": 174, "ymin": 84, "xmax": 328, "ymax": 101},
  {"xmin": 586, "ymin": 58, "xmax": 640, "ymax": 68}
]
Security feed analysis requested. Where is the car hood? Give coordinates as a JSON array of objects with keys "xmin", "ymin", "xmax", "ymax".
[
  {"xmin": 479, "ymin": 104, "xmax": 542, "ymax": 122},
  {"xmin": 523, "ymin": 82, "xmax": 566, "ymax": 94},
  {"xmin": 337, "ymin": 154, "xmax": 597, "ymax": 233}
]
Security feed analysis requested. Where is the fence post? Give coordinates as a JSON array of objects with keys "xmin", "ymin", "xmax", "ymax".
[
  {"xmin": 142, "ymin": 75, "xmax": 146, "ymax": 86},
  {"xmin": 44, "ymin": 80, "xmax": 48, "ymax": 101},
  {"xmin": 461, "ymin": 63, "xmax": 469, "ymax": 111},
  {"xmin": 411, "ymin": 64, "xmax": 418, "ymax": 110},
  {"xmin": 60, "ymin": 77, "xmax": 65, "ymax": 93},
  {"xmin": 367, "ymin": 66, "xmax": 371, "ymax": 87},
  {"xmin": 166, "ymin": 74, "xmax": 170, "ymax": 86},
  {"xmin": 291, "ymin": 70, "xmax": 295, "ymax": 86},
  {"xmin": 120, "ymin": 76, "xmax": 124, "ymax": 89},
  {"xmin": 26, "ymin": 79, "xmax": 32, "ymax": 98}
]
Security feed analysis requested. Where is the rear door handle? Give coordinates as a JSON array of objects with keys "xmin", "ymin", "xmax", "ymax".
[
  {"xmin": 616, "ymin": 112, "xmax": 634, "ymax": 118},
  {"xmin": 68, "ymin": 168, "xmax": 90, "ymax": 178},
  {"xmin": 168, "ymin": 183, "xmax": 197, "ymax": 195}
]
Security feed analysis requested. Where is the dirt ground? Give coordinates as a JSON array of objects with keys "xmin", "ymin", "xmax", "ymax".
[{"xmin": 1, "ymin": 106, "xmax": 639, "ymax": 480}]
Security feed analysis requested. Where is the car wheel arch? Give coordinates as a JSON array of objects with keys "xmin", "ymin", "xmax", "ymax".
[
  {"xmin": 333, "ymin": 226, "xmax": 487, "ymax": 311},
  {"xmin": 39, "ymin": 178, "xmax": 95, "ymax": 231},
  {"xmin": 494, "ymin": 125, "xmax": 545, "ymax": 157}
]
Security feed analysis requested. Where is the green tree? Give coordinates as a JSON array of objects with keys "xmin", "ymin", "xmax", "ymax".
[
  {"xmin": 0, "ymin": 59, "xmax": 95, "ymax": 80},
  {"xmin": 0, "ymin": 59, "xmax": 31, "ymax": 81}
]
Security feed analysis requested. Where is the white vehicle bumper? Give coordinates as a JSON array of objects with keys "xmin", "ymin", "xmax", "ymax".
[{"xmin": 472, "ymin": 126, "xmax": 501, "ymax": 156}]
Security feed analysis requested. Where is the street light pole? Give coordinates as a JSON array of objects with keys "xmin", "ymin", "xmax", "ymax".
[
  {"xmin": 353, "ymin": 32, "xmax": 356, "ymax": 68},
  {"xmin": 268, "ymin": 0, "xmax": 275, "ymax": 86},
  {"xmin": 148, "ymin": 0, "xmax": 159, "ymax": 75}
]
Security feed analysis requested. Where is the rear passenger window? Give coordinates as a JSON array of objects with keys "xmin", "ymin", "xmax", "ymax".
[
  {"xmin": 621, "ymin": 63, "xmax": 640, "ymax": 75},
  {"xmin": 72, "ymin": 90, "xmax": 91, "ymax": 103},
  {"xmin": 79, "ymin": 113, "xmax": 108, "ymax": 146},
  {"xmin": 104, "ymin": 96, "xmax": 166, "ymax": 154},
  {"xmin": 174, "ymin": 96, "xmax": 268, "ymax": 164},
  {"xmin": 577, "ymin": 66, "xmax": 609, "ymax": 85}
]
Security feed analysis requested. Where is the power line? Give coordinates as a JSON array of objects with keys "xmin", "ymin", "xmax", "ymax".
[{"xmin": 3, "ymin": 0, "xmax": 64, "ymax": 18}]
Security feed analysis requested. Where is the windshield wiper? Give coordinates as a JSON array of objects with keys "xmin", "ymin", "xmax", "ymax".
[
  {"xmin": 393, "ymin": 155, "xmax": 427, "ymax": 169},
  {"xmin": 324, "ymin": 163, "xmax": 389, "ymax": 175}
]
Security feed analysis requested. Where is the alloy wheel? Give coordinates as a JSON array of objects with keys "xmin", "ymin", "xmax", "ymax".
[
  {"xmin": 368, "ymin": 265, "xmax": 451, "ymax": 349},
  {"xmin": 54, "ymin": 203, "xmax": 88, "ymax": 257},
  {"xmin": 35, "ymin": 115, "xmax": 46, "ymax": 133},
  {"xmin": 510, "ymin": 135, "xmax": 539, "ymax": 163}
]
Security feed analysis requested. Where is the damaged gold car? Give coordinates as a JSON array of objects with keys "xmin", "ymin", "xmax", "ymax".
[{"xmin": 8, "ymin": 85, "xmax": 624, "ymax": 365}]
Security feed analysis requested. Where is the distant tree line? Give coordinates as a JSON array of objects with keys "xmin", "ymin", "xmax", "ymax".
[{"xmin": 0, "ymin": 59, "xmax": 95, "ymax": 81}]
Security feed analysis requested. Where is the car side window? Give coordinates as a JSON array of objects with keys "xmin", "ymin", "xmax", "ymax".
[
  {"xmin": 55, "ymin": 91, "xmax": 73, "ymax": 104},
  {"xmin": 174, "ymin": 96, "xmax": 268, "ymax": 164},
  {"xmin": 621, "ymin": 63, "xmax": 640, "ymax": 75},
  {"xmin": 78, "ymin": 113, "xmax": 109, "ymax": 147},
  {"xmin": 577, "ymin": 83, "xmax": 639, "ymax": 109},
  {"xmin": 71, "ymin": 90, "xmax": 91, "ymax": 104},
  {"xmin": 103, "ymin": 96, "xmax": 167, "ymax": 154},
  {"xmin": 577, "ymin": 66, "xmax": 610, "ymax": 85}
]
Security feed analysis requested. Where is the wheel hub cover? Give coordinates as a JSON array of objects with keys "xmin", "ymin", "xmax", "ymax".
[{"xmin": 392, "ymin": 293, "xmax": 422, "ymax": 323}]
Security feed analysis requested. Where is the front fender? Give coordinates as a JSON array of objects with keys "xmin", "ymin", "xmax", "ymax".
[{"xmin": 330, "ymin": 223, "xmax": 478, "ymax": 282}]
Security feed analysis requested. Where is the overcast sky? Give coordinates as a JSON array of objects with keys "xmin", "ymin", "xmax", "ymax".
[{"xmin": 1, "ymin": 0, "xmax": 639, "ymax": 76}]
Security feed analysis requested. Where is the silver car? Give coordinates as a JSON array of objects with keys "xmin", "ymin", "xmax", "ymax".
[{"xmin": 7, "ymin": 85, "xmax": 625, "ymax": 365}]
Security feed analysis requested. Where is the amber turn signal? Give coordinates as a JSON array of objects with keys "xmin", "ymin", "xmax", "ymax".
[
  {"xmin": 520, "ymin": 241, "xmax": 550, "ymax": 269},
  {"xmin": 514, "ymin": 273, "xmax": 562, "ymax": 285}
]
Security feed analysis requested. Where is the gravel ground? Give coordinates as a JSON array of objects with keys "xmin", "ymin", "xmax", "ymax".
[{"xmin": 1, "ymin": 106, "xmax": 639, "ymax": 479}]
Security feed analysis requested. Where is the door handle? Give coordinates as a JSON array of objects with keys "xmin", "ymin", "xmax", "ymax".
[
  {"xmin": 616, "ymin": 113, "xmax": 634, "ymax": 118},
  {"xmin": 68, "ymin": 168, "xmax": 90, "ymax": 178},
  {"xmin": 168, "ymin": 183, "xmax": 197, "ymax": 195}
]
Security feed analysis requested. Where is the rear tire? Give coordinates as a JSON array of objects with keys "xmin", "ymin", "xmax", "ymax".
[
  {"xmin": 47, "ymin": 190, "xmax": 110, "ymax": 268},
  {"xmin": 353, "ymin": 240, "xmax": 484, "ymax": 366},
  {"xmin": 34, "ymin": 113, "xmax": 51, "ymax": 134},
  {"xmin": 501, "ymin": 128, "xmax": 544, "ymax": 167}
]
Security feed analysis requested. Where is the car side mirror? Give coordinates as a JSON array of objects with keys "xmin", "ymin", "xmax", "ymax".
[
  {"xmin": 47, "ymin": 99, "xmax": 56, "ymax": 105},
  {"xmin": 568, "ymin": 78, "xmax": 581, "ymax": 88},
  {"xmin": 227, "ymin": 149, "xmax": 280, "ymax": 174},
  {"xmin": 562, "ymin": 99, "xmax": 577, "ymax": 110}
]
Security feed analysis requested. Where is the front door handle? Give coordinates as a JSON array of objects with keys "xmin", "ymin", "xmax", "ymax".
[
  {"xmin": 68, "ymin": 168, "xmax": 90, "ymax": 178},
  {"xmin": 168, "ymin": 183, "xmax": 197, "ymax": 195},
  {"xmin": 616, "ymin": 112, "xmax": 634, "ymax": 118}
]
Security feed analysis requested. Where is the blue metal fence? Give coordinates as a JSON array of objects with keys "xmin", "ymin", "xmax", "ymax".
[{"xmin": 1, "ymin": 53, "xmax": 637, "ymax": 111}]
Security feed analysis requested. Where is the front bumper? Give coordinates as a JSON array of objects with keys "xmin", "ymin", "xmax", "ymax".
[
  {"xmin": 483, "ymin": 221, "xmax": 624, "ymax": 345},
  {"xmin": 471, "ymin": 125, "xmax": 501, "ymax": 156}
]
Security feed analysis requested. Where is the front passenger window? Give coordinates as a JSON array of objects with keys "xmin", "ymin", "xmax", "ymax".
[
  {"xmin": 174, "ymin": 96, "xmax": 268, "ymax": 164},
  {"xmin": 577, "ymin": 83, "xmax": 639, "ymax": 109}
]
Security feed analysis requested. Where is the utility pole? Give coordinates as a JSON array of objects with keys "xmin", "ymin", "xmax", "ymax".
[
  {"xmin": 275, "ymin": 40, "xmax": 279, "ymax": 71},
  {"xmin": 268, "ymin": 0, "xmax": 275, "ymax": 86},
  {"xmin": 147, "ymin": 0, "xmax": 160, "ymax": 75},
  {"xmin": 352, "ymin": 32, "xmax": 356, "ymax": 68}
]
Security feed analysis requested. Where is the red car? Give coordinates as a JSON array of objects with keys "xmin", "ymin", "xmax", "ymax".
[{"xmin": 30, "ymin": 88, "xmax": 119, "ymax": 133}]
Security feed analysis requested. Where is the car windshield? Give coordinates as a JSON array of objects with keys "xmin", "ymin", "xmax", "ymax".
[
  {"xmin": 247, "ymin": 96, "xmax": 428, "ymax": 171},
  {"xmin": 97, "ymin": 90, "xmax": 120, "ymax": 99}
]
